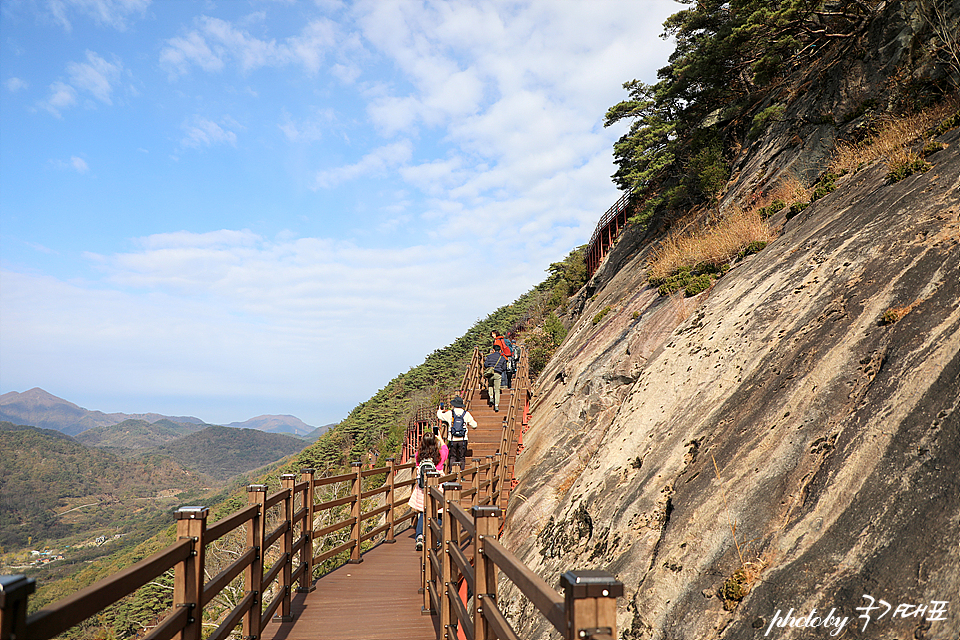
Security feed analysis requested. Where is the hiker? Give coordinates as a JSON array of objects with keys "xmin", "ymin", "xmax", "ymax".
[
  {"xmin": 408, "ymin": 431, "xmax": 447, "ymax": 550},
  {"xmin": 506, "ymin": 332, "xmax": 520, "ymax": 380},
  {"xmin": 491, "ymin": 330, "xmax": 513, "ymax": 388},
  {"xmin": 437, "ymin": 396, "xmax": 477, "ymax": 469},
  {"xmin": 483, "ymin": 345, "xmax": 508, "ymax": 412}
]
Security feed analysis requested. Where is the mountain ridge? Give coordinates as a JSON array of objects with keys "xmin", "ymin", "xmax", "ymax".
[{"xmin": 0, "ymin": 388, "xmax": 317, "ymax": 439}]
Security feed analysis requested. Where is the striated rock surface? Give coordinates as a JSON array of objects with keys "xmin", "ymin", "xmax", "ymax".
[
  {"xmin": 502, "ymin": 4, "xmax": 960, "ymax": 627},
  {"xmin": 504, "ymin": 125, "xmax": 959, "ymax": 640}
]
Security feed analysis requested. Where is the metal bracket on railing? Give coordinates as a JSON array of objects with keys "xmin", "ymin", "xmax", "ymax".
[
  {"xmin": 176, "ymin": 602, "xmax": 197, "ymax": 623},
  {"xmin": 577, "ymin": 628, "xmax": 613, "ymax": 640}
]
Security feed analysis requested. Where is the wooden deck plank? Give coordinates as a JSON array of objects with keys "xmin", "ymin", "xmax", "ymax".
[{"xmin": 260, "ymin": 530, "xmax": 438, "ymax": 640}]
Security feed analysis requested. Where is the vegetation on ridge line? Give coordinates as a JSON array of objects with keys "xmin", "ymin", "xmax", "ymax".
[{"xmin": 604, "ymin": 1, "xmax": 889, "ymax": 229}]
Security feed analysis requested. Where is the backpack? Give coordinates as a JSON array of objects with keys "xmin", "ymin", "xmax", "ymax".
[
  {"xmin": 450, "ymin": 409, "xmax": 467, "ymax": 438},
  {"xmin": 417, "ymin": 458, "xmax": 437, "ymax": 489}
]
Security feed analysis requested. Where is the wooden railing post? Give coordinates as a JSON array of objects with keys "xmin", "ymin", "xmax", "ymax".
[
  {"xmin": 245, "ymin": 485, "xmax": 266, "ymax": 640},
  {"xmin": 298, "ymin": 468, "xmax": 316, "ymax": 593},
  {"xmin": 174, "ymin": 506, "xmax": 207, "ymax": 640},
  {"xmin": 0, "ymin": 575, "xmax": 35, "ymax": 640},
  {"xmin": 473, "ymin": 506, "xmax": 501, "ymax": 640},
  {"xmin": 560, "ymin": 571, "xmax": 624, "ymax": 640},
  {"xmin": 440, "ymin": 482, "xmax": 461, "ymax": 640},
  {"xmin": 471, "ymin": 458, "xmax": 481, "ymax": 508},
  {"xmin": 349, "ymin": 462, "xmax": 363, "ymax": 564},
  {"xmin": 483, "ymin": 455, "xmax": 495, "ymax": 505},
  {"xmin": 385, "ymin": 458, "xmax": 397, "ymax": 543},
  {"xmin": 421, "ymin": 470, "xmax": 442, "ymax": 614},
  {"xmin": 276, "ymin": 474, "xmax": 296, "ymax": 622}
]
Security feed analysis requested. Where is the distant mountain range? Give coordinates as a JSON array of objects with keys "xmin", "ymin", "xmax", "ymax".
[
  {"xmin": 0, "ymin": 388, "xmax": 204, "ymax": 436},
  {"xmin": 0, "ymin": 388, "xmax": 329, "ymax": 439},
  {"xmin": 225, "ymin": 414, "xmax": 317, "ymax": 437}
]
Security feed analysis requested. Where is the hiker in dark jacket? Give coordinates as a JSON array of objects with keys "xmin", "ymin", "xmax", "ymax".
[
  {"xmin": 491, "ymin": 330, "xmax": 514, "ymax": 388},
  {"xmin": 437, "ymin": 395, "xmax": 477, "ymax": 469},
  {"xmin": 483, "ymin": 345, "xmax": 508, "ymax": 412}
]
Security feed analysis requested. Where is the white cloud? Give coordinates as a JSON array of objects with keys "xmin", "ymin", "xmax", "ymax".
[
  {"xmin": 40, "ymin": 81, "xmax": 77, "ymax": 117},
  {"xmin": 5, "ymin": 77, "xmax": 28, "ymax": 92},
  {"xmin": 160, "ymin": 16, "xmax": 344, "ymax": 78},
  {"xmin": 278, "ymin": 108, "xmax": 335, "ymax": 143},
  {"xmin": 71, "ymin": 156, "xmax": 89, "ymax": 173},
  {"xmin": 313, "ymin": 140, "xmax": 413, "ymax": 188},
  {"xmin": 46, "ymin": 0, "xmax": 151, "ymax": 32},
  {"xmin": 181, "ymin": 116, "xmax": 239, "ymax": 149},
  {"xmin": 160, "ymin": 31, "xmax": 225, "ymax": 76},
  {"xmin": 66, "ymin": 51, "xmax": 122, "ymax": 104},
  {"xmin": 315, "ymin": 0, "xmax": 677, "ymax": 245},
  {"xmin": 39, "ymin": 51, "xmax": 123, "ymax": 116}
]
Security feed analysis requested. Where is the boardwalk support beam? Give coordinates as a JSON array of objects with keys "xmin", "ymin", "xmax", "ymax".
[{"xmin": 245, "ymin": 485, "xmax": 266, "ymax": 640}]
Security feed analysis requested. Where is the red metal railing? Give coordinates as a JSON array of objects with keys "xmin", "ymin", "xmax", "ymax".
[{"xmin": 585, "ymin": 190, "xmax": 634, "ymax": 278}]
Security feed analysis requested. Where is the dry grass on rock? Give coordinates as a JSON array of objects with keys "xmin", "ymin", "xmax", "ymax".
[
  {"xmin": 647, "ymin": 210, "xmax": 776, "ymax": 282},
  {"xmin": 830, "ymin": 99, "xmax": 958, "ymax": 176}
]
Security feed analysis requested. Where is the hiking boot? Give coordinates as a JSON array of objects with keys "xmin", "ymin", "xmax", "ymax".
[
  {"xmin": 416, "ymin": 535, "xmax": 423, "ymax": 551},
  {"xmin": 494, "ymin": 405, "xmax": 499, "ymax": 412}
]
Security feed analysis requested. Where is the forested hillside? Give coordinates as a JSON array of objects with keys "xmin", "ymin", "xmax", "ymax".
[
  {"xmin": 0, "ymin": 423, "xmax": 209, "ymax": 551},
  {"xmin": 150, "ymin": 425, "xmax": 308, "ymax": 480},
  {"xmin": 74, "ymin": 418, "xmax": 204, "ymax": 452},
  {"xmin": 0, "ymin": 388, "xmax": 204, "ymax": 436}
]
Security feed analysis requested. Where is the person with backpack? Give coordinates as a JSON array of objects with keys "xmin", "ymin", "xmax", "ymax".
[
  {"xmin": 483, "ymin": 345, "xmax": 508, "ymax": 412},
  {"xmin": 409, "ymin": 430, "xmax": 447, "ymax": 550},
  {"xmin": 503, "ymin": 331, "xmax": 520, "ymax": 382},
  {"xmin": 436, "ymin": 396, "xmax": 477, "ymax": 469},
  {"xmin": 491, "ymin": 330, "xmax": 513, "ymax": 388}
]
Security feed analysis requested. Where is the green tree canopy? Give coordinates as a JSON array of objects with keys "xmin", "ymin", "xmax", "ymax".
[{"xmin": 605, "ymin": 0, "xmax": 878, "ymax": 209}]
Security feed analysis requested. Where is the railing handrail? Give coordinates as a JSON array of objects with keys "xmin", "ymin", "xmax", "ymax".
[
  {"xmin": 0, "ymin": 453, "xmax": 507, "ymax": 640},
  {"xmin": 587, "ymin": 189, "xmax": 633, "ymax": 249},
  {"xmin": 1, "ymin": 347, "xmax": 596, "ymax": 640},
  {"xmin": 414, "ymin": 347, "xmax": 623, "ymax": 640},
  {"xmin": 421, "ymin": 493, "xmax": 624, "ymax": 640}
]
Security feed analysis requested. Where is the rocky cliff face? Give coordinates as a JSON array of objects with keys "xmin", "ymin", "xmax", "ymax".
[{"xmin": 501, "ymin": 7, "xmax": 960, "ymax": 640}]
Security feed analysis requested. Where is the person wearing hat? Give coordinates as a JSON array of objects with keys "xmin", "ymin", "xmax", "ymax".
[{"xmin": 436, "ymin": 396, "xmax": 477, "ymax": 469}]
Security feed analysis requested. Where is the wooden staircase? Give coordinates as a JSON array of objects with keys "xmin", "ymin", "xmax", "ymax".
[{"xmin": 403, "ymin": 345, "xmax": 530, "ymax": 511}]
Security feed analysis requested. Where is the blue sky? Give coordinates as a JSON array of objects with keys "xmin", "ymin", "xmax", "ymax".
[{"xmin": 1, "ymin": 0, "xmax": 677, "ymax": 427}]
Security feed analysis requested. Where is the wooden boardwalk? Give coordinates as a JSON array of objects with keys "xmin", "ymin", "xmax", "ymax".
[{"xmin": 260, "ymin": 529, "xmax": 437, "ymax": 640}]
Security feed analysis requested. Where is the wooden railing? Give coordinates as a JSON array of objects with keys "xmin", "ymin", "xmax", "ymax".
[
  {"xmin": 0, "ymin": 459, "xmax": 426, "ymax": 640},
  {"xmin": 420, "ymin": 479, "xmax": 623, "ymax": 640},
  {"xmin": 402, "ymin": 345, "xmax": 530, "ymax": 500},
  {"xmin": 585, "ymin": 189, "xmax": 634, "ymax": 278},
  {"xmin": 403, "ymin": 347, "xmax": 482, "ymax": 462},
  {"xmin": 0, "ymin": 347, "xmax": 608, "ymax": 640},
  {"xmin": 0, "ymin": 451, "xmax": 521, "ymax": 640}
]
